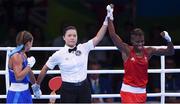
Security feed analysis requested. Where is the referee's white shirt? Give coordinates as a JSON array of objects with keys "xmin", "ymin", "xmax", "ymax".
[{"xmin": 46, "ymin": 39, "xmax": 94, "ymax": 83}]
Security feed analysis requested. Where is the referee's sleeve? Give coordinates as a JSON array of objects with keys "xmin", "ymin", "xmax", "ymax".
[
  {"xmin": 83, "ymin": 39, "xmax": 94, "ymax": 53},
  {"xmin": 46, "ymin": 52, "xmax": 59, "ymax": 70}
]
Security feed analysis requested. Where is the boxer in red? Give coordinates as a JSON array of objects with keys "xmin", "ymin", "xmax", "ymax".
[{"xmin": 107, "ymin": 4, "xmax": 174, "ymax": 103}]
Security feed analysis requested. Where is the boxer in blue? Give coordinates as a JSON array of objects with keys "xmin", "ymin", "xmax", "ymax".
[{"xmin": 6, "ymin": 30, "xmax": 41, "ymax": 103}]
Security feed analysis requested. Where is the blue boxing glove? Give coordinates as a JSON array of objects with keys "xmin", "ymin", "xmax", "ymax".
[{"xmin": 31, "ymin": 83, "xmax": 42, "ymax": 99}]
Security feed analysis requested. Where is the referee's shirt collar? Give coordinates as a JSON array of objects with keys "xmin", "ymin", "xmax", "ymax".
[
  {"xmin": 64, "ymin": 45, "xmax": 77, "ymax": 53},
  {"xmin": 64, "ymin": 44, "xmax": 76, "ymax": 49}
]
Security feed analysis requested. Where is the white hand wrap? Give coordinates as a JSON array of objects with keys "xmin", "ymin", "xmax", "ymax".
[
  {"xmin": 163, "ymin": 31, "xmax": 171, "ymax": 42},
  {"xmin": 27, "ymin": 56, "xmax": 36, "ymax": 68},
  {"xmin": 106, "ymin": 5, "xmax": 114, "ymax": 20},
  {"xmin": 31, "ymin": 83, "xmax": 42, "ymax": 99}
]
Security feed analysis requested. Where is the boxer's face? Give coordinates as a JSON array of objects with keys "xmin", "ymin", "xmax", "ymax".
[{"xmin": 131, "ymin": 35, "xmax": 145, "ymax": 50}]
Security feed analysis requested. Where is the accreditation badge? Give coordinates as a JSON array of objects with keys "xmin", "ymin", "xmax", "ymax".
[{"xmin": 75, "ymin": 50, "xmax": 81, "ymax": 56}]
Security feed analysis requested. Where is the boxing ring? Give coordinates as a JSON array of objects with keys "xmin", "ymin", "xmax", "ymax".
[{"xmin": 0, "ymin": 46, "xmax": 180, "ymax": 104}]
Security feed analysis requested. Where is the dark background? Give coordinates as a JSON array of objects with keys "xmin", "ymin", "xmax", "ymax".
[{"xmin": 0, "ymin": 0, "xmax": 180, "ymax": 103}]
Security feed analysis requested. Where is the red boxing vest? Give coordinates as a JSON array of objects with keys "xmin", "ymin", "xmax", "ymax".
[{"xmin": 123, "ymin": 48, "xmax": 148, "ymax": 88}]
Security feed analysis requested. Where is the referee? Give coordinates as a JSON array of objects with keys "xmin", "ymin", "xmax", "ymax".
[{"xmin": 36, "ymin": 5, "xmax": 112, "ymax": 103}]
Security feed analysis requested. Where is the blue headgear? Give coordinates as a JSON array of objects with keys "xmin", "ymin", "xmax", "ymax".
[{"xmin": 8, "ymin": 44, "xmax": 24, "ymax": 57}]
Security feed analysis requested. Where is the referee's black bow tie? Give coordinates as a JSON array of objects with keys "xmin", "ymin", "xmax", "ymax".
[{"xmin": 68, "ymin": 46, "xmax": 77, "ymax": 53}]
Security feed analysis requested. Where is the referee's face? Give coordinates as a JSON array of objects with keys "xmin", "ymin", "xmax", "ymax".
[{"xmin": 64, "ymin": 29, "xmax": 78, "ymax": 47}]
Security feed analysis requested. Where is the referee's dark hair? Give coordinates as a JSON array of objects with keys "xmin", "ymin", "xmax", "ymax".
[{"xmin": 63, "ymin": 26, "xmax": 77, "ymax": 36}]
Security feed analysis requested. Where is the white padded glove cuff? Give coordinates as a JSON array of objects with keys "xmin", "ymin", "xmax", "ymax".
[
  {"xmin": 27, "ymin": 56, "xmax": 36, "ymax": 68},
  {"xmin": 164, "ymin": 31, "xmax": 172, "ymax": 42}
]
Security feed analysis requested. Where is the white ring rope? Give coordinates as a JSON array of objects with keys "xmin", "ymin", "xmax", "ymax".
[
  {"xmin": 0, "ymin": 46, "xmax": 180, "ymax": 51},
  {"xmin": 1, "ymin": 93, "xmax": 180, "ymax": 99},
  {"xmin": 1, "ymin": 69, "xmax": 180, "ymax": 75}
]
